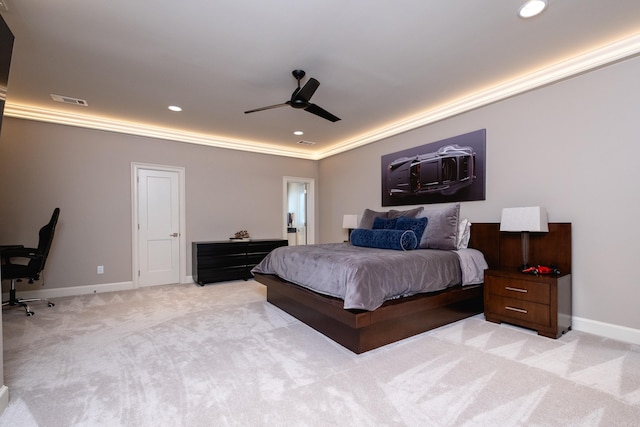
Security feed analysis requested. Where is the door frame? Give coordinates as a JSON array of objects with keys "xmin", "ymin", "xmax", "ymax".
[
  {"xmin": 131, "ymin": 162, "xmax": 187, "ymax": 287},
  {"xmin": 282, "ymin": 176, "xmax": 315, "ymax": 244}
]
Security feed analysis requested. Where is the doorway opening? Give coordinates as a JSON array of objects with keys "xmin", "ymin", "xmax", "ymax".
[{"xmin": 283, "ymin": 176, "xmax": 315, "ymax": 245}]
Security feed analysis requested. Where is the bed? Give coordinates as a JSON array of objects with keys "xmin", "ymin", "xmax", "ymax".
[
  {"xmin": 252, "ymin": 206, "xmax": 571, "ymax": 354},
  {"xmin": 253, "ymin": 204, "xmax": 500, "ymax": 354}
]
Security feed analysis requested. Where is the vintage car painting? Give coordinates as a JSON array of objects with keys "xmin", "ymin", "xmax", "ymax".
[{"xmin": 387, "ymin": 144, "xmax": 476, "ymax": 197}]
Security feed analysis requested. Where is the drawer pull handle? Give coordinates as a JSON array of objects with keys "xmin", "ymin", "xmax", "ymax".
[
  {"xmin": 505, "ymin": 306, "xmax": 528, "ymax": 314},
  {"xmin": 505, "ymin": 286, "xmax": 527, "ymax": 293}
]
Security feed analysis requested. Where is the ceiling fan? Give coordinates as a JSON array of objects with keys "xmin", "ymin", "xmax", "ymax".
[{"xmin": 244, "ymin": 69, "xmax": 341, "ymax": 122}]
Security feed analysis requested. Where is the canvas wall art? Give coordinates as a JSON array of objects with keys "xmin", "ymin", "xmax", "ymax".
[{"xmin": 381, "ymin": 129, "xmax": 486, "ymax": 206}]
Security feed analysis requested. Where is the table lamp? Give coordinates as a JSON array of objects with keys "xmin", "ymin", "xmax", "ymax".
[
  {"xmin": 500, "ymin": 206, "xmax": 548, "ymax": 270},
  {"xmin": 342, "ymin": 214, "xmax": 358, "ymax": 242}
]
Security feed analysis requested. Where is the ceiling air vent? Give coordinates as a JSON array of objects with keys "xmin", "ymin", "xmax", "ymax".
[
  {"xmin": 51, "ymin": 94, "xmax": 88, "ymax": 106},
  {"xmin": 297, "ymin": 140, "xmax": 316, "ymax": 146}
]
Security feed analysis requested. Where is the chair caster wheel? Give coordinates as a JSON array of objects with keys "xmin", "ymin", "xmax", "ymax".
[
  {"xmin": 26, "ymin": 311, "xmax": 34, "ymax": 316},
  {"xmin": 48, "ymin": 302, "xmax": 55, "ymax": 307}
]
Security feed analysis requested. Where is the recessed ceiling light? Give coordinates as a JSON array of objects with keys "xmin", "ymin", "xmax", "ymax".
[
  {"xmin": 519, "ymin": 0, "xmax": 547, "ymax": 18},
  {"xmin": 168, "ymin": 105, "xmax": 182, "ymax": 112},
  {"xmin": 293, "ymin": 131, "xmax": 304, "ymax": 136}
]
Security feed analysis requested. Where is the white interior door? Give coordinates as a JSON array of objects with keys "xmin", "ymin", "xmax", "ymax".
[{"xmin": 137, "ymin": 168, "xmax": 180, "ymax": 286}]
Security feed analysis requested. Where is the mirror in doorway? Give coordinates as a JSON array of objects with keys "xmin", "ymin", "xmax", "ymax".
[{"xmin": 287, "ymin": 182, "xmax": 308, "ymax": 246}]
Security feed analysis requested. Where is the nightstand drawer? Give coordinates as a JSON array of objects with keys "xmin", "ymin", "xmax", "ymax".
[
  {"xmin": 485, "ymin": 275, "xmax": 550, "ymax": 303},
  {"xmin": 486, "ymin": 296, "xmax": 551, "ymax": 327}
]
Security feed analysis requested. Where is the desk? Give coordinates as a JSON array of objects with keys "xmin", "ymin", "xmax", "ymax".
[
  {"xmin": 0, "ymin": 245, "xmax": 23, "ymax": 251},
  {"xmin": 1, "ymin": 245, "xmax": 24, "ymax": 261}
]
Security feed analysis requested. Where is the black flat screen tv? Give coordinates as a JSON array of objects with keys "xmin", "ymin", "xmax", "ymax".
[{"xmin": 0, "ymin": 14, "xmax": 15, "ymax": 135}]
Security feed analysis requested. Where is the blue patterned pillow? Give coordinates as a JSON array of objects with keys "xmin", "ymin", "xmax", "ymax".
[
  {"xmin": 395, "ymin": 216, "xmax": 428, "ymax": 242},
  {"xmin": 350, "ymin": 228, "xmax": 418, "ymax": 251},
  {"xmin": 372, "ymin": 217, "xmax": 398, "ymax": 230}
]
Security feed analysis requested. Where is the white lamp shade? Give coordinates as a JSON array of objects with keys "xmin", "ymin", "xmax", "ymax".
[
  {"xmin": 342, "ymin": 214, "xmax": 358, "ymax": 229},
  {"xmin": 500, "ymin": 207, "xmax": 549, "ymax": 232}
]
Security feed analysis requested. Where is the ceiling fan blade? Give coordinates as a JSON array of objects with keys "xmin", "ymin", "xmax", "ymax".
[
  {"xmin": 295, "ymin": 78, "xmax": 320, "ymax": 102},
  {"xmin": 304, "ymin": 103, "xmax": 341, "ymax": 122},
  {"xmin": 244, "ymin": 103, "xmax": 288, "ymax": 114}
]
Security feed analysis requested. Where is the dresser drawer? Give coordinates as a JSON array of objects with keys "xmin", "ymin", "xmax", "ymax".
[
  {"xmin": 486, "ymin": 296, "xmax": 551, "ymax": 327},
  {"xmin": 198, "ymin": 253, "xmax": 246, "ymax": 269},
  {"xmin": 485, "ymin": 275, "xmax": 550, "ymax": 303}
]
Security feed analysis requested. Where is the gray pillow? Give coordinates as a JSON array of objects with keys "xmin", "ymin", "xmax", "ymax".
[
  {"xmin": 417, "ymin": 203, "xmax": 460, "ymax": 250},
  {"xmin": 358, "ymin": 209, "xmax": 388, "ymax": 229},
  {"xmin": 359, "ymin": 207, "xmax": 424, "ymax": 229},
  {"xmin": 387, "ymin": 207, "xmax": 424, "ymax": 220}
]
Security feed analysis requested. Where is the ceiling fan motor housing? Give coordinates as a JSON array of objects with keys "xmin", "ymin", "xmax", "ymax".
[{"xmin": 290, "ymin": 98, "xmax": 308, "ymax": 108}]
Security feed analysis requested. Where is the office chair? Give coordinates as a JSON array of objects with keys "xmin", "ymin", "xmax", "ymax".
[{"xmin": 1, "ymin": 208, "xmax": 60, "ymax": 316}]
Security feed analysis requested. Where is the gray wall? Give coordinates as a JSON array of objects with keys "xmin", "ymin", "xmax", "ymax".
[
  {"xmin": 1, "ymin": 54, "xmax": 638, "ymax": 334},
  {"xmin": 0, "ymin": 119, "xmax": 318, "ymax": 290},
  {"xmin": 318, "ymin": 55, "xmax": 640, "ymax": 331}
]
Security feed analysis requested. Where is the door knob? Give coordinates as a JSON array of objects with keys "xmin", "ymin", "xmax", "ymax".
[{"xmin": 170, "ymin": 233, "xmax": 178, "ymax": 237}]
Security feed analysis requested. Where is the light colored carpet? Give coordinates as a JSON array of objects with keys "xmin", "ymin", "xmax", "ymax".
[{"xmin": 0, "ymin": 280, "xmax": 639, "ymax": 426}]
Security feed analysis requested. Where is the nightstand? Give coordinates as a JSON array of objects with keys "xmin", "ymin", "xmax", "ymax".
[{"xmin": 484, "ymin": 269, "xmax": 572, "ymax": 338}]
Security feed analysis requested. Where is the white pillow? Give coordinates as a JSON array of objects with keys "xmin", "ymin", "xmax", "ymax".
[{"xmin": 457, "ymin": 219, "xmax": 471, "ymax": 249}]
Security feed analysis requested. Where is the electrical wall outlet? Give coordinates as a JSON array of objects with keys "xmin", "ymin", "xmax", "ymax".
[{"xmin": 97, "ymin": 265, "xmax": 104, "ymax": 274}]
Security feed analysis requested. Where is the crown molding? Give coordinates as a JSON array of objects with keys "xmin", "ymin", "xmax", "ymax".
[
  {"xmin": 316, "ymin": 32, "xmax": 640, "ymax": 159},
  {"xmin": 5, "ymin": 32, "xmax": 640, "ymax": 161},
  {"xmin": 3, "ymin": 104, "xmax": 317, "ymax": 160}
]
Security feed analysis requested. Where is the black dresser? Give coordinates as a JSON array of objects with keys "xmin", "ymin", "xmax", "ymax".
[{"xmin": 192, "ymin": 239, "xmax": 288, "ymax": 285}]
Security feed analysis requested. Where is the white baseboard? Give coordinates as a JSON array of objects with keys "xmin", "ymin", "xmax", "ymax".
[
  {"xmin": 2, "ymin": 276, "xmax": 194, "ymax": 301},
  {"xmin": 2, "ymin": 281, "xmax": 136, "ymax": 300},
  {"xmin": 572, "ymin": 316, "xmax": 640, "ymax": 345},
  {"xmin": 0, "ymin": 385, "xmax": 8, "ymax": 416}
]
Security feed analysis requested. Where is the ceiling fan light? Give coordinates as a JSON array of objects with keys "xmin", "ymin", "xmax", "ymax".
[{"xmin": 519, "ymin": 0, "xmax": 547, "ymax": 18}]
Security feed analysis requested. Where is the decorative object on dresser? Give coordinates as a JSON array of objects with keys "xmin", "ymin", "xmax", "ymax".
[
  {"xmin": 192, "ymin": 239, "xmax": 287, "ymax": 285},
  {"xmin": 499, "ymin": 206, "xmax": 549, "ymax": 271},
  {"xmin": 484, "ymin": 222, "xmax": 572, "ymax": 338},
  {"xmin": 230, "ymin": 230, "xmax": 251, "ymax": 241}
]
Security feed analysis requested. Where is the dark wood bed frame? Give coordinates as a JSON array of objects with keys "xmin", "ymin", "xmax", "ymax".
[{"xmin": 253, "ymin": 222, "xmax": 571, "ymax": 354}]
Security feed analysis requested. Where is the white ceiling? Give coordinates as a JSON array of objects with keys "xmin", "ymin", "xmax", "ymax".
[{"xmin": 2, "ymin": 1, "xmax": 640, "ymax": 159}]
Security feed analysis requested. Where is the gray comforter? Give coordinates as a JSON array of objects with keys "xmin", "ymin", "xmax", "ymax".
[{"xmin": 251, "ymin": 243, "xmax": 463, "ymax": 311}]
